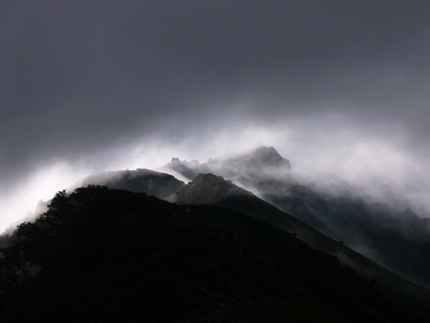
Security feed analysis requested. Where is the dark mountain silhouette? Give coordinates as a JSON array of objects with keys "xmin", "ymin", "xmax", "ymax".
[
  {"xmin": 0, "ymin": 186, "xmax": 428, "ymax": 322},
  {"xmin": 60, "ymin": 146, "xmax": 430, "ymax": 289},
  {"xmin": 164, "ymin": 145, "xmax": 430, "ymax": 288},
  {"xmin": 174, "ymin": 173, "xmax": 430, "ymax": 316},
  {"xmin": 2, "ymin": 146, "xmax": 430, "ymax": 320}
]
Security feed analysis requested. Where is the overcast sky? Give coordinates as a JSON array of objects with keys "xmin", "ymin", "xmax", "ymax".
[{"xmin": 1, "ymin": 1, "xmax": 430, "ymax": 232}]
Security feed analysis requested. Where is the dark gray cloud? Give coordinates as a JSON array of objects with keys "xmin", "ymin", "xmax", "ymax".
[{"xmin": 1, "ymin": 1, "xmax": 430, "ymax": 230}]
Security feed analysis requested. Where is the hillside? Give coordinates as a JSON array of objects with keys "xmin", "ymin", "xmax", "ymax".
[
  {"xmin": 165, "ymin": 145, "xmax": 430, "ymax": 288},
  {"xmin": 0, "ymin": 186, "xmax": 428, "ymax": 322},
  {"xmin": 174, "ymin": 173, "xmax": 430, "ymax": 317}
]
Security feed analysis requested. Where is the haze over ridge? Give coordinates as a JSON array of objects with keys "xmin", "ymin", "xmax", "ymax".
[{"xmin": 1, "ymin": 1, "xmax": 430, "ymax": 231}]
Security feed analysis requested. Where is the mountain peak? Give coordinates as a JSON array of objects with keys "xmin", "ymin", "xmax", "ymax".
[
  {"xmin": 163, "ymin": 146, "xmax": 293, "ymax": 191},
  {"xmin": 235, "ymin": 145, "xmax": 291, "ymax": 170}
]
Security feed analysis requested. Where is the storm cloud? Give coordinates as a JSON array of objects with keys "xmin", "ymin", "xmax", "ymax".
[{"xmin": 1, "ymin": 1, "xmax": 430, "ymax": 231}]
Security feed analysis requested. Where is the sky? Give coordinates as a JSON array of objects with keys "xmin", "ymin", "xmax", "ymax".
[{"xmin": 1, "ymin": 1, "xmax": 430, "ymax": 232}]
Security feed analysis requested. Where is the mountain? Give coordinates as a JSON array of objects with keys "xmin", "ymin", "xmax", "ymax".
[
  {"xmin": 164, "ymin": 146, "xmax": 327, "ymax": 231},
  {"xmin": 174, "ymin": 173, "xmax": 323, "ymax": 239},
  {"xmin": 4, "ymin": 145, "xmax": 429, "ymax": 319},
  {"xmin": 164, "ymin": 145, "xmax": 430, "ymax": 288},
  {"xmin": 75, "ymin": 168, "xmax": 185, "ymax": 201},
  {"xmin": 64, "ymin": 146, "xmax": 430, "ymax": 289},
  {"xmin": 0, "ymin": 186, "xmax": 428, "ymax": 322},
  {"xmin": 165, "ymin": 145, "xmax": 292, "ymax": 187},
  {"xmin": 174, "ymin": 173, "xmax": 430, "ymax": 316}
]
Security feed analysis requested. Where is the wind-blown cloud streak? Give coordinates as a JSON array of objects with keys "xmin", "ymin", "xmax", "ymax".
[{"xmin": 1, "ymin": 1, "xmax": 430, "ymax": 231}]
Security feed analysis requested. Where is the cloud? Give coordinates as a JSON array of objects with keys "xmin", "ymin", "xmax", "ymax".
[{"xmin": 1, "ymin": 1, "xmax": 430, "ymax": 230}]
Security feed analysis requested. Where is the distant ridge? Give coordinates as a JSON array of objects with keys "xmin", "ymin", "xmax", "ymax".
[
  {"xmin": 164, "ymin": 145, "xmax": 291, "ymax": 183},
  {"xmin": 76, "ymin": 168, "xmax": 184, "ymax": 201}
]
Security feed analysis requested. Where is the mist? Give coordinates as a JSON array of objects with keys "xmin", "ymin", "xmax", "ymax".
[
  {"xmin": 2, "ymin": 113, "xmax": 430, "ymax": 233},
  {"xmin": 2, "ymin": 1, "xmax": 430, "ymax": 232}
]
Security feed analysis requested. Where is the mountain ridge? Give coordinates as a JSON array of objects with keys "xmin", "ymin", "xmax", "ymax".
[
  {"xmin": 173, "ymin": 173, "xmax": 430, "ymax": 317},
  {"xmin": 74, "ymin": 168, "xmax": 185, "ymax": 201},
  {"xmin": 71, "ymin": 145, "xmax": 430, "ymax": 288},
  {"xmin": 163, "ymin": 145, "xmax": 430, "ymax": 288},
  {"xmin": 0, "ymin": 185, "xmax": 429, "ymax": 322}
]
